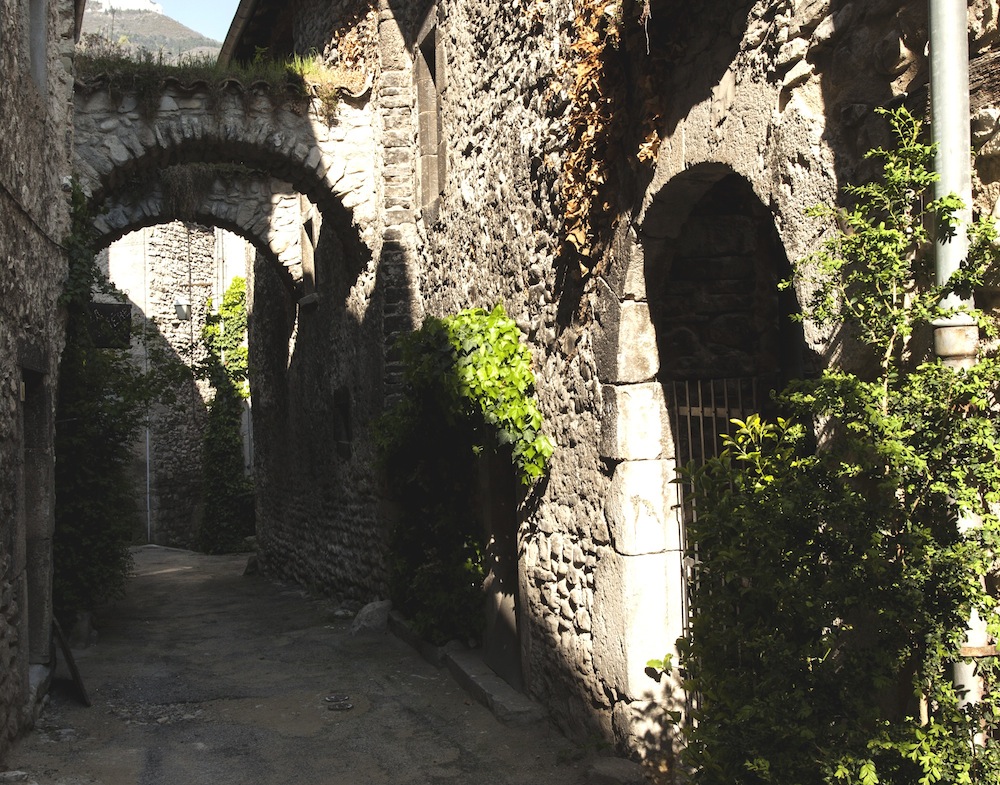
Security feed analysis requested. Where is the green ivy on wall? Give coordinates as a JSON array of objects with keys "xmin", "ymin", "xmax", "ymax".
[
  {"xmin": 54, "ymin": 182, "xmax": 187, "ymax": 619},
  {"xmin": 377, "ymin": 305, "xmax": 553, "ymax": 644},
  {"xmin": 198, "ymin": 276, "xmax": 254, "ymax": 554}
]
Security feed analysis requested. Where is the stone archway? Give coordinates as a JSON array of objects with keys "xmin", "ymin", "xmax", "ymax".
[
  {"xmin": 92, "ymin": 169, "xmax": 307, "ymax": 291},
  {"xmin": 592, "ymin": 162, "xmax": 799, "ymax": 747},
  {"xmin": 73, "ymin": 80, "xmax": 376, "ymax": 231},
  {"xmin": 73, "ymin": 78, "xmax": 391, "ymax": 600}
]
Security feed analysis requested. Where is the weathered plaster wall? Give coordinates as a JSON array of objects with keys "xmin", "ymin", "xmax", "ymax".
[{"xmin": 0, "ymin": 0, "xmax": 76, "ymax": 760}]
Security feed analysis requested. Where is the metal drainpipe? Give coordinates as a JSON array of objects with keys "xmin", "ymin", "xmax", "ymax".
[
  {"xmin": 928, "ymin": 0, "xmax": 988, "ymax": 714},
  {"xmin": 930, "ymin": 0, "xmax": 975, "ymax": 358}
]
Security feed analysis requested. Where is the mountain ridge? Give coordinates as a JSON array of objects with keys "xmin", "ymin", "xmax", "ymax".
[{"xmin": 81, "ymin": 4, "xmax": 222, "ymax": 59}]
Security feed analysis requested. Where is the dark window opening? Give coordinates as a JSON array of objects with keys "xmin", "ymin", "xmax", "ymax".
[
  {"xmin": 415, "ymin": 10, "xmax": 446, "ymax": 218},
  {"xmin": 88, "ymin": 302, "xmax": 133, "ymax": 349}
]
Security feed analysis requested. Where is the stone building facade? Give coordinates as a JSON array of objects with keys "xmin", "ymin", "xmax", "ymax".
[
  {"xmin": 97, "ymin": 223, "xmax": 253, "ymax": 549},
  {"xmin": 215, "ymin": 0, "xmax": 1000, "ymax": 755},
  {"xmin": 61, "ymin": 0, "xmax": 1000, "ymax": 761},
  {"xmin": 0, "ymin": 0, "xmax": 83, "ymax": 760}
]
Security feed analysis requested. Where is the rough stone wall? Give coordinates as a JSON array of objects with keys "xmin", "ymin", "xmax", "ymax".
[
  {"xmin": 213, "ymin": 0, "xmax": 396, "ymax": 604},
  {"xmin": 143, "ymin": 225, "xmax": 230, "ymax": 549},
  {"xmin": 251, "ymin": 199, "xmax": 388, "ymax": 604},
  {"xmin": 0, "ymin": 0, "xmax": 76, "ymax": 761},
  {"xmin": 359, "ymin": 0, "xmax": 1000, "ymax": 756},
  {"xmin": 408, "ymin": 0, "xmax": 613, "ymax": 744},
  {"xmin": 293, "ymin": 0, "xmax": 380, "ymax": 74},
  {"xmin": 72, "ymin": 81, "xmax": 379, "ymax": 239},
  {"xmin": 145, "ymin": 224, "xmax": 215, "ymax": 549},
  {"xmin": 98, "ymin": 222, "xmax": 285, "ymax": 550}
]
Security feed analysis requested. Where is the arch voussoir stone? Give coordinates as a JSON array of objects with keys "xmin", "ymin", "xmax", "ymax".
[
  {"xmin": 73, "ymin": 81, "xmax": 377, "ymax": 246},
  {"xmin": 90, "ymin": 170, "xmax": 306, "ymax": 288}
]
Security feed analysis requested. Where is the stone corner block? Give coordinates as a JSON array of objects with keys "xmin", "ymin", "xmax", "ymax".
[
  {"xmin": 592, "ymin": 547, "xmax": 686, "ymax": 699},
  {"xmin": 605, "ymin": 460, "xmax": 680, "ymax": 556},
  {"xmin": 596, "ymin": 298, "xmax": 658, "ymax": 385},
  {"xmin": 600, "ymin": 383, "xmax": 669, "ymax": 461}
]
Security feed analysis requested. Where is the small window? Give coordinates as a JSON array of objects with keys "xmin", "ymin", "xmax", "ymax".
[
  {"xmin": 415, "ymin": 9, "xmax": 445, "ymax": 217},
  {"xmin": 88, "ymin": 302, "xmax": 133, "ymax": 349}
]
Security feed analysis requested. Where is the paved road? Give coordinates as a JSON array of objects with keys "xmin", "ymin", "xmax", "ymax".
[{"xmin": 3, "ymin": 546, "xmax": 603, "ymax": 785}]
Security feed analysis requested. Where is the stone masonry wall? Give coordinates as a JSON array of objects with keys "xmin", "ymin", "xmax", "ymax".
[
  {"xmin": 0, "ymin": 0, "xmax": 76, "ymax": 761},
  {"xmin": 251, "ymin": 197, "xmax": 389, "ymax": 604},
  {"xmin": 97, "ymin": 223, "xmax": 219, "ymax": 549},
  {"xmin": 145, "ymin": 223, "xmax": 215, "ymax": 549},
  {"xmin": 96, "ymin": 206, "xmax": 300, "ymax": 551},
  {"xmin": 408, "ymin": 0, "xmax": 612, "ymax": 744},
  {"xmin": 105, "ymin": 0, "xmax": 1000, "ymax": 758},
  {"xmin": 367, "ymin": 0, "xmax": 1000, "ymax": 755}
]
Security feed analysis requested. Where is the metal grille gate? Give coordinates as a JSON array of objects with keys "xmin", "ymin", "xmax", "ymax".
[
  {"xmin": 670, "ymin": 378, "xmax": 760, "ymax": 472},
  {"xmin": 670, "ymin": 378, "xmax": 760, "ymax": 722}
]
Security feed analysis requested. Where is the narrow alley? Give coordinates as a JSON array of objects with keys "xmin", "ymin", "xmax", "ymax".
[{"xmin": 3, "ymin": 547, "xmax": 611, "ymax": 785}]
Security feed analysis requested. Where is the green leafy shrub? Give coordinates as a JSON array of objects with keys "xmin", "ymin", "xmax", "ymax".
[
  {"xmin": 677, "ymin": 109, "xmax": 1000, "ymax": 785},
  {"xmin": 54, "ymin": 183, "xmax": 186, "ymax": 618},
  {"xmin": 378, "ymin": 305, "xmax": 552, "ymax": 644},
  {"xmin": 198, "ymin": 277, "xmax": 254, "ymax": 554}
]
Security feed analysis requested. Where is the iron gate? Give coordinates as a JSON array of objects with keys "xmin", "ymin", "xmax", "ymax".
[{"xmin": 670, "ymin": 378, "xmax": 761, "ymax": 722}]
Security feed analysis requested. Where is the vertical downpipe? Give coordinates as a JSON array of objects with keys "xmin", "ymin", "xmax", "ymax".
[
  {"xmin": 929, "ymin": 0, "xmax": 987, "ymax": 716},
  {"xmin": 930, "ymin": 0, "xmax": 975, "ymax": 359},
  {"xmin": 143, "ymin": 229, "xmax": 152, "ymax": 543}
]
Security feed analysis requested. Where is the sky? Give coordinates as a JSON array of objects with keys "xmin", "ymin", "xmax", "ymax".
[{"xmin": 158, "ymin": 0, "xmax": 241, "ymax": 43}]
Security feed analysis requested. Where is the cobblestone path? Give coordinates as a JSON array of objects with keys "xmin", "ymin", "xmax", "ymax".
[{"xmin": 3, "ymin": 547, "xmax": 597, "ymax": 785}]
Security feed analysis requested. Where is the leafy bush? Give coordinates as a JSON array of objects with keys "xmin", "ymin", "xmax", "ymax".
[
  {"xmin": 378, "ymin": 305, "xmax": 552, "ymax": 644},
  {"xmin": 677, "ymin": 109, "xmax": 1000, "ymax": 785},
  {"xmin": 54, "ymin": 183, "xmax": 186, "ymax": 618},
  {"xmin": 198, "ymin": 277, "xmax": 254, "ymax": 554}
]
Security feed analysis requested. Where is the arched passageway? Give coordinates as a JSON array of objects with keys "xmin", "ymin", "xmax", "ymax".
[{"xmin": 74, "ymin": 78, "xmax": 389, "ymax": 601}]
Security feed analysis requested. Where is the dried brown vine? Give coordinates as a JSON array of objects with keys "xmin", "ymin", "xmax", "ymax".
[{"xmin": 559, "ymin": 0, "xmax": 625, "ymax": 277}]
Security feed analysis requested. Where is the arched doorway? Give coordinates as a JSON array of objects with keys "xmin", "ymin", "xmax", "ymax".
[
  {"xmin": 647, "ymin": 170, "xmax": 800, "ymax": 472},
  {"xmin": 591, "ymin": 164, "xmax": 803, "ymax": 751}
]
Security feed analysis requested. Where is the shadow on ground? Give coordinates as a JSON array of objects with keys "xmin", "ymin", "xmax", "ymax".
[{"xmin": 4, "ymin": 546, "xmax": 616, "ymax": 785}]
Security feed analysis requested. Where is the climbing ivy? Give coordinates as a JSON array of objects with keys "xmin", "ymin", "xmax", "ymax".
[
  {"xmin": 201, "ymin": 276, "xmax": 249, "ymax": 395},
  {"xmin": 198, "ymin": 277, "xmax": 254, "ymax": 554},
  {"xmin": 377, "ymin": 305, "xmax": 552, "ymax": 643},
  {"xmin": 381, "ymin": 304, "xmax": 553, "ymax": 486},
  {"xmin": 673, "ymin": 109, "xmax": 1000, "ymax": 785},
  {"xmin": 54, "ymin": 182, "xmax": 187, "ymax": 619},
  {"xmin": 561, "ymin": 0, "xmax": 624, "ymax": 274}
]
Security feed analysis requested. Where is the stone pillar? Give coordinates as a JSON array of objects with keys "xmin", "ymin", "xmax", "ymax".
[{"xmin": 593, "ymin": 277, "xmax": 687, "ymax": 750}]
